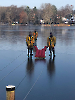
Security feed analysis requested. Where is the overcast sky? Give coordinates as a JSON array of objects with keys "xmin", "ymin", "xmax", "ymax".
[{"xmin": 0, "ymin": 0, "xmax": 74, "ymax": 10}]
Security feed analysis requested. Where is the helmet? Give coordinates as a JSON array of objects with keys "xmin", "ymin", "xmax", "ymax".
[
  {"xmin": 29, "ymin": 31, "xmax": 32, "ymax": 36},
  {"xmin": 50, "ymin": 32, "xmax": 52, "ymax": 35},
  {"xmin": 50, "ymin": 32, "xmax": 53, "ymax": 37}
]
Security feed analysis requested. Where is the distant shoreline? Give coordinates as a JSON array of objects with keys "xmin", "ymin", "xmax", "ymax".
[
  {"xmin": 41, "ymin": 24, "xmax": 71, "ymax": 26},
  {"xmin": 0, "ymin": 23, "xmax": 74, "ymax": 26}
]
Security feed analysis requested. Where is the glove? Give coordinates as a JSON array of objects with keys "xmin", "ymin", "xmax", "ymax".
[
  {"xmin": 46, "ymin": 46, "xmax": 48, "ymax": 48},
  {"xmin": 26, "ymin": 42, "xmax": 28, "ymax": 46}
]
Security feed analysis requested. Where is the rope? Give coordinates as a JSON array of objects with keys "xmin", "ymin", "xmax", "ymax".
[
  {"xmin": 23, "ymin": 66, "xmax": 44, "ymax": 100},
  {"xmin": 0, "ymin": 59, "xmax": 27, "ymax": 82},
  {"xmin": 16, "ymin": 67, "xmax": 33, "ymax": 90},
  {"xmin": 0, "ymin": 50, "xmax": 26, "ymax": 71}
]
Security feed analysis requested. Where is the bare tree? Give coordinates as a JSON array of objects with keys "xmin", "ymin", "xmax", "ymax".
[
  {"xmin": 58, "ymin": 4, "xmax": 74, "ymax": 17},
  {"xmin": 28, "ymin": 9, "xmax": 35, "ymax": 24},
  {"xmin": 40, "ymin": 3, "xmax": 53, "ymax": 23},
  {"xmin": 0, "ymin": 7, "xmax": 7, "ymax": 23},
  {"xmin": 0, "ymin": 4, "xmax": 74, "ymax": 25},
  {"xmin": 19, "ymin": 11, "xmax": 28, "ymax": 24}
]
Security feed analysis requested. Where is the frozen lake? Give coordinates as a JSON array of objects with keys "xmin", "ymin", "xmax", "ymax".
[{"xmin": 0, "ymin": 25, "xmax": 75, "ymax": 100}]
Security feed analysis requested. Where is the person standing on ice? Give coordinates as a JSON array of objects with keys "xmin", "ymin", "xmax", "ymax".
[
  {"xmin": 47, "ymin": 32, "xmax": 56, "ymax": 57},
  {"xmin": 26, "ymin": 31, "xmax": 35, "ymax": 56},
  {"xmin": 33, "ymin": 30, "xmax": 38, "ymax": 46}
]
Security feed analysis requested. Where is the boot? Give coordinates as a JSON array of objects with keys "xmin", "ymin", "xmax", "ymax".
[
  {"xmin": 30, "ymin": 48, "xmax": 33, "ymax": 56},
  {"xmin": 49, "ymin": 50, "xmax": 51, "ymax": 56},
  {"xmin": 28, "ymin": 48, "xmax": 29, "ymax": 57},
  {"xmin": 53, "ymin": 49, "xmax": 55, "ymax": 57}
]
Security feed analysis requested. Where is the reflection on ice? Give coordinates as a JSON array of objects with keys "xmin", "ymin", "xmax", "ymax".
[
  {"xmin": 26, "ymin": 57, "xmax": 34, "ymax": 76},
  {"xmin": 47, "ymin": 57, "xmax": 55, "ymax": 78}
]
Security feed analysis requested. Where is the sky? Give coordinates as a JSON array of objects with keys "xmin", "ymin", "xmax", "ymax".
[{"xmin": 0, "ymin": 0, "xmax": 75, "ymax": 10}]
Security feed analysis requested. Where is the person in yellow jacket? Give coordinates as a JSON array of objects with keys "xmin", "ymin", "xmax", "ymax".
[
  {"xmin": 26, "ymin": 31, "xmax": 35, "ymax": 56},
  {"xmin": 33, "ymin": 30, "xmax": 38, "ymax": 46},
  {"xmin": 47, "ymin": 32, "xmax": 56, "ymax": 57}
]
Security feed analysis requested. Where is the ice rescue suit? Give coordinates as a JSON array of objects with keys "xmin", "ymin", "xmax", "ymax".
[
  {"xmin": 33, "ymin": 31, "xmax": 38, "ymax": 46},
  {"xmin": 26, "ymin": 35, "xmax": 35, "ymax": 55},
  {"xmin": 47, "ymin": 36, "xmax": 56, "ymax": 56}
]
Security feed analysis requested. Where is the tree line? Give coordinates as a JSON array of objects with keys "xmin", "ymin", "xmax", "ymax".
[{"xmin": 0, "ymin": 4, "xmax": 74, "ymax": 25}]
